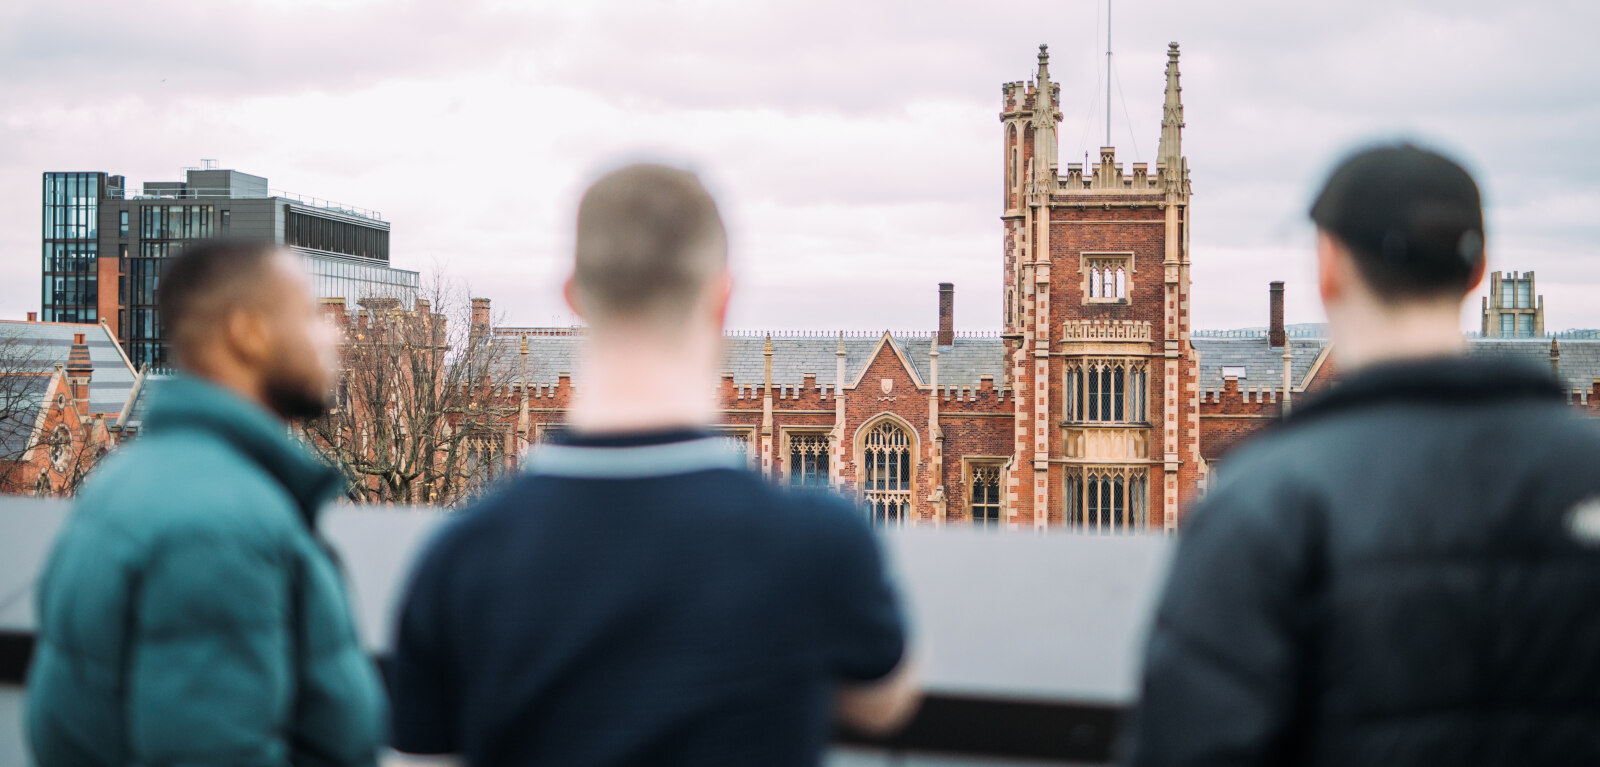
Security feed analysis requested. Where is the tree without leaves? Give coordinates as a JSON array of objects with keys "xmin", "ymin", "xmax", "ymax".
[{"xmin": 300, "ymin": 276, "xmax": 517, "ymax": 506}]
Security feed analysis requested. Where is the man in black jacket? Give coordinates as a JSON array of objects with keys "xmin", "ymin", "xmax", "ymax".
[{"xmin": 1125, "ymin": 143, "xmax": 1600, "ymax": 766}]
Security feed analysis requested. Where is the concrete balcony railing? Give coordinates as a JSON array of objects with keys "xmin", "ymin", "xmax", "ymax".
[{"xmin": 0, "ymin": 499, "xmax": 1174, "ymax": 766}]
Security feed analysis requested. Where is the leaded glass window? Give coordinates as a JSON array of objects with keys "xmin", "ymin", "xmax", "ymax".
[
  {"xmin": 1065, "ymin": 466, "xmax": 1148, "ymax": 533},
  {"xmin": 787, "ymin": 432, "xmax": 831, "ymax": 488},
  {"xmin": 969, "ymin": 463, "xmax": 1003, "ymax": 527},
  {"xmin": 1084, "ymin": 255, "xmax": 1131, "ymax": 302},
  {"xmin": 862, "ymin": 420, "xmax": 912, "ymax": 527},
  {"xmin": 1065, "ymin": 359, "xmax": 1149, "ymax": 424}
]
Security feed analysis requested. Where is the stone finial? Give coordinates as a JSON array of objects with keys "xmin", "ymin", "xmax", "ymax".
[
  {"xmin": 1030, "ymin": 43, "xmax": 1059, "ymax": 189},
  {"xmin": 1036, "ymin": 45, "xmax": 1051, "ymax": 102},
  {"xmin": 1157, "ymin": 41, "xmax": 1185, "ymax": 185},
  {"xmin": 836, "ymin": 330, "xmax": 846, "ymax": 356}
]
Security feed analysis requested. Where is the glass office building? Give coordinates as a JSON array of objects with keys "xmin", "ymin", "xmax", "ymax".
[
  {"xmin": 40, "ymin": 167, "xmax": 419, "ymax": 370},
  {"xmin": 40, "ymin": 173, "xmax": 105, "ymax": 324}
]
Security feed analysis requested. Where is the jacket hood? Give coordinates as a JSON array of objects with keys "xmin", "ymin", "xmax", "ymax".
[{"xmin": 142, "ymin": 375, "xmax": 344, "ymax": 524}]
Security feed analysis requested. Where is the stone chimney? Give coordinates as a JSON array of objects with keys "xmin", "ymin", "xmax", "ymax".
[
  {"xmin": 471, "ymin": 297, "xmax": 491, "ymax": 335},
  {"xmin": 937, "ymin": 283, "xmax": 954, "ymax": 346},
  {"xmin": 1268, "ymin": 281, "xmax": 1285, "ymax": 348},
  {"xmin": 67, "ymin": 332, "xmax": 93, "ymax": 417}
]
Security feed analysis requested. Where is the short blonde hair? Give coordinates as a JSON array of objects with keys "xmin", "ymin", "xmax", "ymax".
[{"xmin": 573, "ymin": 163, "xmax": 727, "ymax": 327}]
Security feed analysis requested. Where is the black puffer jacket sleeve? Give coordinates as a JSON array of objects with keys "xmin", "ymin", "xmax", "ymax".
[{"xmin": 1122, "ymin": 477, "xmax": 1318, "ymax": 767}]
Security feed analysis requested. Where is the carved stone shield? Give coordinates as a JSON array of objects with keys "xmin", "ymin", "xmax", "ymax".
[{"xmin": 880, "ymin": 378, "xmax": 893, "ymax": 394}]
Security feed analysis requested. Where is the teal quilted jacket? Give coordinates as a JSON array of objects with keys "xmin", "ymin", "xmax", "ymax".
[{"xmin": 26, "ymin": 376, "xmax": 384, "ymax": 767}]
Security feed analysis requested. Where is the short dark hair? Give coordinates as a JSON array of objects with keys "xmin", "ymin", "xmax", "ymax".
[
  {"xmin": 158, "ymin": 238, "xmax": 282, "ymax": 365},
  {"xmin": 573, "ymin": 163, "xmax": 727, "ymax": 326},
  {"xmin": 1309, "ymin": 142, "xmax": 1485, "ymax": 301}
]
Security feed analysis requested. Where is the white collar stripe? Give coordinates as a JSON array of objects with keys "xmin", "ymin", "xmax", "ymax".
[{"xmin": 525, "ymin": 438, "xmax": 749, "ymax": 478}]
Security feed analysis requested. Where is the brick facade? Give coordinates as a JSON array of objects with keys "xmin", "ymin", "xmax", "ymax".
[
  {"xmin": 493, "ymin": 43, "xmax": 1211, "ymax": 530},
  {"xmin": 475, "ymin": 43, "xmax": 1600, "ymax": 528}
]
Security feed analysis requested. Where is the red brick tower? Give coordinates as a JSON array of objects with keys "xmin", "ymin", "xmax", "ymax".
[{"xmin": 999, "ymin": 43, "xmax": 1199, "ymax": 531}]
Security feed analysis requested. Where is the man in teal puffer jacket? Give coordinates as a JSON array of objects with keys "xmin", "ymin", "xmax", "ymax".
[{"xmin": 26, "ymin": 239, "xmax": 384, "ymax": 766}]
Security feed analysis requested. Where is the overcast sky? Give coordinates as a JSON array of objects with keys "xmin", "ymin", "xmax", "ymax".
[{"xmin": 2, "ymin": 0, "xmax": 1595, "ymax": 333}]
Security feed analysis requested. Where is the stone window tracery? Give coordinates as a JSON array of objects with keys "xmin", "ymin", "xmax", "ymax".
[
  {"xmin": 48, "ymin": 425, "xmax": 72, "ymax": 472},
  {"xmin": 969, "ymin": 463, "xmax": 1003, "ymax": 527},
  {"xmin": 1065, "ymin": 358, "xmax": 1149, "ymax": 424},
  {"xmin": 1083, "ymin": 254, "xmax": 1132, "ymax": 303},
  {"xmin": 785, "ymin": 431, "xmax": 830, "ymax": 488},
  {"xmin": 862, "ymin": 420, "xmax": 912, "ymax": 527},
  {"xmin": 1065, "ymin": 466, "xmax": 1148, "ymax": 533}
]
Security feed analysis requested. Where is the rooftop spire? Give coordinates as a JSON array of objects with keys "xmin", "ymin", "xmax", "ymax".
[
  {"xmin": 1036, "ymin": 44, "xmax": 1052, "ymax": 110},
  {"xmin": 1157, "ymin": 42, "xmax": 1185, "ymax": 182},
  {"xmin": 1030, "ymin": 43, "xmax": 1059, "ymax": 193}
]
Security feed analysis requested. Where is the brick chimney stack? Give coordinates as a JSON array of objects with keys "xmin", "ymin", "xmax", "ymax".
[
  {"xmin": 937, "ymin": 283, "xmax": 954, "ymax": 346},
  {"xmin": 471, "ymin": 297, "xmax": 491, "ymax": 336},
  {"xmin": 26, "ymin": 311, "xmax": 37, "ymax": 322},
  {"xmin": 67, "ymin": 332, "xmax": 93, "ymax": 417},
  {"xmin": 1268, "ymin": 281, "xmax": 1285, "ymax": 348}
]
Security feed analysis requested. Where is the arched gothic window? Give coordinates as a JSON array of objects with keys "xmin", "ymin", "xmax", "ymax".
[
  {"xmin": 48, "ymin": 425, "xmax": 72, "ymax": 471},
  {"xmin": 862, "ymin": 420, "xmax": 912, "ymax": 527},
  {"xmin": 1066, "ymin": 466, "xmax": 1148, "ymax": 533},
  {"xmin": 1084, "ymin": 255, "xmax": 1132, "ymax": 302}
]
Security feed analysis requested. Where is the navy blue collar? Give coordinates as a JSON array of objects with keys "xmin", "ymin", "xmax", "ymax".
[{"xmin": 551, "ymin": 427, "xmax": 715, "ymax": 449}]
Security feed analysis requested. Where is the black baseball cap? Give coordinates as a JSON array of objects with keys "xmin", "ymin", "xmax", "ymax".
[{"xmin": 1310, "ymin": 143, "xmax": 1485, "ymax": 299}]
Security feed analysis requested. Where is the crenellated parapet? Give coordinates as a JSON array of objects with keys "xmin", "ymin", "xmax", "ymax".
[
  {"xmin": 1062, "ymin": 319, "xmax": 1153, "ymax": 342},
  {"xmin": 1057, "ymin": 148, "xmax": 1176, "ymax": 194}
]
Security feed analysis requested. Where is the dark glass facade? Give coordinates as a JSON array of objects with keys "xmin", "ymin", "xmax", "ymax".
[
  {"xmin": 124, "ymin": 257, "xmax": 165, "ymax": 370},
  {"xmin": 286, "ymin": 208, "xmax": 389, "ymax": 261},
  {"xmin": 139, "ymin": 205, "xmax": 213, "ymax": 239},
  {"xmin": 42, "ymin": 167, "xmax": 414, "ymax": 371},
  {"xmin": 41, "ymin": 173, "xmax": 101, "ymax": 323},
  {"xmin": 120, "ymin": 205, "xmax": 213, "ymax": 368}
]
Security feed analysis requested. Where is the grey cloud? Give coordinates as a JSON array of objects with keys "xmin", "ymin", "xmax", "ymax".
[{"xmin": 0, "ymin": 0, "xmax": 1595, "ymax": 333}]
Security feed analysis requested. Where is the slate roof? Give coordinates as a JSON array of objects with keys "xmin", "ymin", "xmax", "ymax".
[
  {"xmin": 0, "ymin": 321, "xmax": 138, "ymax": 415},
  {"xmin": 1468, "ymin": 338, "xmax": 1600, "ymax": 391},
  {"xmin": 1192, "ymin": 334, "xmax": 1600, "ymax": 393},
  {"xmin": 1192, "ymin": 336, "xmax": 1330, "ymax": 391},
  {"xmin": 0, "ymin": 376, "xmax": 54, "ymax": 457},
  {"xmin": 491, "ymin": 330, "xmax": 1009, "ymax": 388},
  {"xmin": 0, "ymin": 322, "xmax": 141, "ymax": 455}
]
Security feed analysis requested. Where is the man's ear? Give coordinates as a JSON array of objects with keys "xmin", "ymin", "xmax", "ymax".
[
  {"xmin": 222, "ymin": 307, "xmax": 273, "ymax": 369},
  {"xmin": 1316, "ymin": 231, "xmax": 1345, "ymax": 309},
  {"xmin": 562, "ymin": 275, "xmax": 584, "ymax": 320},
  {"xmin": 1466, "ymin": 252, "xmax": 1488, "ymax": 292},
  {"xmin": 706, "ymin": 270, "xmax": 733, "ymax": 331}
]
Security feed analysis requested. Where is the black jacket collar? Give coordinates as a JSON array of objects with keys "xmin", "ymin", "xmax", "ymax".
[{"xmin": 1291, "ymin": 354, "xmax": 1565, "ymax": 425}]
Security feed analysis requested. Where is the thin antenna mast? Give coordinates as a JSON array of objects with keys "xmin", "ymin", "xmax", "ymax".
[{"xmin": 1105, "ymin": 0, "xmax": 1112, "ymax": 147}]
